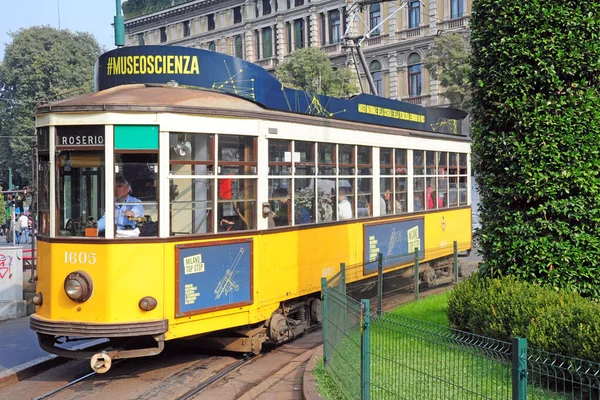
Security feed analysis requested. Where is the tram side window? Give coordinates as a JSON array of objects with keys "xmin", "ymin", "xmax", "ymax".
[
  {"xmin": 170, "ymin": 133, "xmax": 215, "ymax": 235},
  {"xmin": 394, "ymin": 149, "xmax": 408, "ymax": 213},
  {"xmin": 56, "ymin": 150, "xmax": 105, "ymax": 237},
  {"xmin": 459, "ymin": 153, "xmax": 468, "ymax": 205},
  {"xmin": 413, "ymin": 150, "xmax": 425, "ymax": 211},
  {"xmin": 218, "ymin": 135, "xmax": 257, "ymax": 231},
  {"xmin": 37, "ymin": 154, "xmax": 51, "ymax": 236},
  {"xmin": 448, "ymin": 152, "xmax": 468, "ymax": 207},
  {"xmin": 268, "ymin": 140, "xmax": 292, "ymax": 227},
  {"xmin": 109, "ymin": 154, "xmax": 158, "ymax": 237}
]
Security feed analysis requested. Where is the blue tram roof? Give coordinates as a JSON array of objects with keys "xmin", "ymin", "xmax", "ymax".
[{"xmin": 95, "ymin": 46, "xmax": 468, "ymax": 136}]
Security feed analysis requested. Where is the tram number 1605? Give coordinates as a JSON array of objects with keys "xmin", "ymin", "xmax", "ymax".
[{"xmin": 64, "ymin": 251, "xmax": 97, "ymax": 265}]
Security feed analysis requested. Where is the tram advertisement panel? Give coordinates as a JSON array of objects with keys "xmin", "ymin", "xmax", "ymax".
[
  {"xmin": 95, "ymin": 46, "xmax": 467, "ymax": 135},
  {"xmin": 363, "ymin": 218, "xmax": 425, "ymax": 274},
  {"xmin": 175, "ymin": 239, "xmax": 253, "ymax": 317}
]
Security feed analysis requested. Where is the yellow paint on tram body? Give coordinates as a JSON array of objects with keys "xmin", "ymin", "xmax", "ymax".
[{"xmin": 34, "ymin": 208, "xmax": 471, "ymax": 341}]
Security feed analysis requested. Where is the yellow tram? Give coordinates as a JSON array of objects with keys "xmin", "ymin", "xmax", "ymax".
[{"xmin": 30, "ymin": 46, "xmax": 472, "ymax": 372}]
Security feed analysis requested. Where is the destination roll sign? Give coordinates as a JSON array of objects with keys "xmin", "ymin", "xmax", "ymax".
[{"xmin": 56, "ymin": 127, "xmax": 105, "ymax": 147}]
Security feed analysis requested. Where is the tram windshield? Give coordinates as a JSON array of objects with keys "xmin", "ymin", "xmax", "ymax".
[{"xmin": 57, "ymin": 151, "xmax": 105, "ymax": 237}]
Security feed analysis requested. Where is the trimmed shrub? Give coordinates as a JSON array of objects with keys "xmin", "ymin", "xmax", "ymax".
[
  {"xmin": 470, "ymin": 0, "xmax": 600, "ymax": 299},
  {"xmin": 448, "ymin": 274, "xmax": 600, "ymax": 362}
]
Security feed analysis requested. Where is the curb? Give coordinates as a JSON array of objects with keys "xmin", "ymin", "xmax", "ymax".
[
  {"xmin": 303, "ymin": 345, "xmax": 324, "ymax": 400},
  {"xmin": 0, "ymin": 339, "xmax": 108, "ymax": 389},
  {"xmin": 237, "ymin": 346, "xmax": 319, "ymax": 400}
]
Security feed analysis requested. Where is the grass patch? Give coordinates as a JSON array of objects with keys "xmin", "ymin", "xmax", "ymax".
[{"xmin": 391, "ymin": 291, "xmax": 450, "ymax": 326}]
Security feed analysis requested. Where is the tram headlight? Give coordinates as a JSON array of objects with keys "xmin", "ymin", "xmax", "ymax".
[
  {"xmin": 138, "ymin": 296, "xmax": 158, "ymax": 311},
  {"xmin": 64, "ymin": 271, "xmax": 93, "ymax": 303}
]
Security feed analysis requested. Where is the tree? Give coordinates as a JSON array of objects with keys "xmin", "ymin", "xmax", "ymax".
[
  {"xmin": 122, "ymin": 0, "xmax": 194, "ymax": 19},
  {"xmin": 470, "ymin": 1, "xmax": 600, "ymax": 299},
  {"xmin": 424, "ymin": 33, "xmax": 471, "ymax": 112},
  {"xmin": 0, "ymin": 26, "xmax": 103, "ymax": 185},
  {"xmin": 275, "ymin": 47, "xmax": 359, "ymax": 97}
]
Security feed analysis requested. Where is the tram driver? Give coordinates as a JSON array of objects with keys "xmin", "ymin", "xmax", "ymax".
[{"xmin": 97, "ymin": 174, "xmax": 144, "ymax": 234}]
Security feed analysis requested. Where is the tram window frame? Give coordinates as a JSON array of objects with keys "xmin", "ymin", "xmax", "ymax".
[
  {"xmin": 169, "ymin": 133, "xmax": 258, "ymax": 236},
  {"xmin": 37, "ymin": 152, "xmax": 51, "ymax": 236},
  {"xmin": 113, "ymin": 152, "xmax": 159, "ymax": 238},
  {"xmin": 217, "ymin": 135, "xmax": 258, "ymax": 231},
  {"xmin": 169, "ymin": 133, "xmax": 215, "ymax": 236},
  {"xmin": 55, "ymin": 125, "xmax": 106, "ymax": 238},
  {"xmin": 318, "ymin": 142, "xmax": 336, "ymax": 176},
  {"xmin": 268, "ymin": 140, "xmax": 292, "ymax": 227}
]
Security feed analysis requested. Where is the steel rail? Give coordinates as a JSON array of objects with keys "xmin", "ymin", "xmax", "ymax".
[
  {"xmin": 33, "ymin": 359, "xmax": 126, "ymax": 400},
  {"xmin": 176, "ymin": 356, "xmax": 255, "ymax": 400}
]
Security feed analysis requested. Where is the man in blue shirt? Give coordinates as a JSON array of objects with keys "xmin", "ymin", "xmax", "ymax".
[{"xmin": 97, "ymin": 175, "xmax": 144, "ymax": 232}]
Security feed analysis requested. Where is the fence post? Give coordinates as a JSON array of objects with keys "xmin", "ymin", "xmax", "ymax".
[
  {"xmin": 321, "ymin": 277, "xmax": 329, "ymax": 366},
  {"xmin": 377, "ymin": 253, "xmax": 383, "ymax": 316},
  {"xmin": 341, "ymin": 262, "xmax": 346, "ymax": 295},
  {"xmin": 454, "ymin": 241, "xmax": 459, "ymax": 284},
  {"xmin": 511, "ymin": 337, "xmax": 528, "ymax": 400},
  {"xmin": 361, "ymin": 299, "xmax": 371, "ymax": 400},
  {"xmin": 414, "ymin": 248, "xmax": 420, "ymax": 301}
]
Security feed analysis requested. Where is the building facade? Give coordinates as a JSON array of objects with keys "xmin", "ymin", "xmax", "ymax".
[{"xmin": 124, "ymin": 0, "xmax": 471, "ymax": 106}]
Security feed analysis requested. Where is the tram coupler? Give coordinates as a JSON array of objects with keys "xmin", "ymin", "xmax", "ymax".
[{"xmin": 91, "ymin": 351, "xmax": 114, "ymax": 373}]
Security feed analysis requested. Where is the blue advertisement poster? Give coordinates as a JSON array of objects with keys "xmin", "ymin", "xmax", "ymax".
[
  {"xmin": 176, "ymin": 240, "xmax": 252, "ymax": 317},
  {"xmin": 363, "ymin": 218, "xmax": 425, "ymax": 274}
]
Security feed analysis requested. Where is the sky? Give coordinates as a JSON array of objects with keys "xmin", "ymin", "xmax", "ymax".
[{"xmin": 1, "ymin": 0, "xmax": 118, "ymax": 60}]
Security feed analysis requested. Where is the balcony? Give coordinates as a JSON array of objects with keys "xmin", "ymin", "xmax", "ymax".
[
  {"xmin": 443, "ymin": 16, "xmax": 470, "ymax": 30},
  {"xmin": 402, "ymin": 94, "xmax": 429, "ymax": 106},
  {"xmin": 364, "ymin": 33, "xmax": 387, "ymax": 48},
  {"xmin": 397, "ymin": 26, "xmax": 424, "ymax": 40},
  {"xmin": 322, "ymin": 42, "xmax": 343, "ymax": 55},
  {"xmin": 256, "ymin": 57, "xmax": 279, "ymax": 70}
]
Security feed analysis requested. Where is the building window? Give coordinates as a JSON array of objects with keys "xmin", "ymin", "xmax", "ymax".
[
  {"xmin": 235, "ymin": 36, "xmax": 243, "ymax": 58},
  {"xmin": 369, "ymin": 4, "xmax": 380, "ymax": 36},
  {"xmin": 287, "ymin": 0, "xmax": 291, "ymax": 9},
  {"xmin": 320, "ymin": 14, "xmax": 326, "ymax": 46},
  {"xmin": 262, "ymin": 0, "xmax": 272, "ymax": 15},
  {"xmin": 408, "ymin": 52, "xmax": 422, "ymax": 97},
  {"xmin": 234, "ymin": 6, "xmax": 242, "ymax": 23},
  {"xmin": 183, "ymin": 21, "xmax": 190, "ymax": 37},
  {"xmin": 294, "ymin": 19, "xmax": 305, "ymax": 49},
  {"xmin": 369, "ymin": 60, "xmax": 382, "ymax": 97},
  {"xmin": 295, "ymin": 0, "xmax": 304, "ymax": 6},
  {"xmin": 255, "ymin": 31, "xmax": 261, "ymax": 58},
  {"xmin": 263, "ymin": 27, "xmax": 273, "ymax": 58},
  {"xmin": 329, "ymin": 10, "xmax": 340, "ymax": 44},
  {"xmin": 208, "ymin": 42, "xmax": 216, "ymax": 52},
  {"xmin": 160, "ymin": 27, "xmax": 167, "ymax": 43},
  {"xmin": 137, "ymin": 33, "xmax": 145, "ymax": 45},
  {"xmin": 408, "ymin": 1, "xmax": 420, "ymax": 28},
  {"xmin": 287, "ymin": 22, "xmax": 292, "ymax": 53},
  {"xmin": 451, "ymin": 0, "xmax": 464, "ymax": 19},
  {"xmin": 207, "ymin": 14, "xmax": 215, "ymax": 31}
]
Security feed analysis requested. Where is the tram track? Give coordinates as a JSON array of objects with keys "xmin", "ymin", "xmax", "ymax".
[
  {"xmin": 176, "ymin": 355, "xmax": 256, "ymax": 400},
  {"xmin": 33, "ymin": 359, "xmax": 127, "ymax": 400}
]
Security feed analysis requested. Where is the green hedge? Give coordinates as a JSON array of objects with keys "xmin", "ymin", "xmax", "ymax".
[
  {"xmin": 448, "ymin": 273, "xmax": 600, "ymax": 362},
  {"xmin": 470, "ymin": 1, "xmax": 600, "ymax": 299}
]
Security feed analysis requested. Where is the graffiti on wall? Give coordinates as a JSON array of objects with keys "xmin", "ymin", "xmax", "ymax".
[{"xmin": 0, "ymin": 253, "xmax": 13, "ymax": 279}]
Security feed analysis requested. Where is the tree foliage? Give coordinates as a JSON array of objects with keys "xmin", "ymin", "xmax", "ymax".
[
  {"xmin": 470, "ymin": 1, "xmax": 600, "ymax": 299},
  {"xmin": 0, "ymin": 26, "xmax": 102, "ymax": 186},
  {"xmin": 424, "ymin": 33, "xmax": 471, "ymax": 112},
  {"xmin": 122, "ymin": 0, "xmax": 194, "ymax": 19},
  {"xmin": 275, "ymin": 47, "xmax": 359, "ymax": 97}
]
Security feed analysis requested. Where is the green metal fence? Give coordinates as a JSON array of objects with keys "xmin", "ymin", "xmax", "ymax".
[{"xmin": 321, "ymin": 247, "xmax": 600, "ymax": 400}]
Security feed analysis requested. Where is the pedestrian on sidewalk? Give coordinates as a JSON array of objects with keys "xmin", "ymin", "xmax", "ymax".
[
  {"xmin": 16, "ymin": 213, "xmax": 29, "ymax": 245},
  {"xmin": 6, "ymin": 215, "xmax": 13, "ymax": 243}
]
